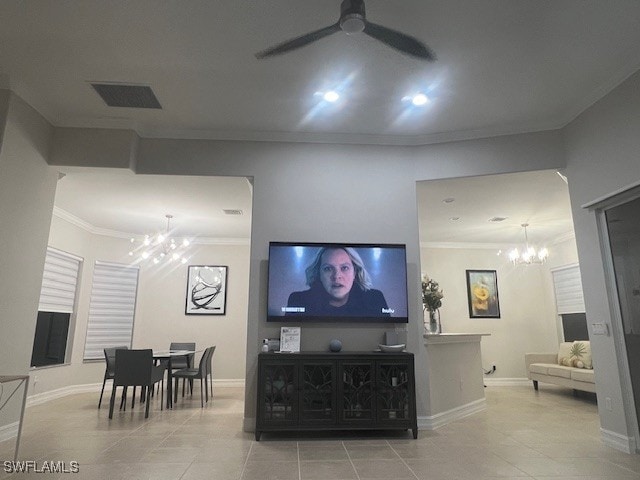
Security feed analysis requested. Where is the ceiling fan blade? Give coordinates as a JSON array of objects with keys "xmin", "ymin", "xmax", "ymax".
[
  {"xmin": 255, "ymin": 23, "xmax": 341, "ymax": 59},
  {"xmin": 363, "ymin": 22, "xmax": 436, "ymax": 61}
]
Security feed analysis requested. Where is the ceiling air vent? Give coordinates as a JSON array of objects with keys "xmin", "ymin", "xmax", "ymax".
[
  {"xmin": 223, "ymin": 209, "xmax": 243, "ymax": 216},
  {"xmin": 91, "ymin": 83, "xmax": 162, "ymax": 109},
  {"xmin": 488, "ymin": 216, "xmax": 508, "ymax": 222}
]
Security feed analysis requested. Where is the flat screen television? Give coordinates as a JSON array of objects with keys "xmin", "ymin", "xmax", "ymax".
[{"xmin": 267, "ymin": 242, "xmax": 409, "ymax": 323}]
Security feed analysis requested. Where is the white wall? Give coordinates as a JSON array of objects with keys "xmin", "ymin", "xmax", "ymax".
[
  {"xmin": 28, "ymin": 214, "xmax": 249, "ymax": 397},
  {"xmin": 564, "ymin": 68, "xmax": 640, "ymax": 448},
  {"xmin": 421, "ymin": 237, "xmax": 578, "ymax": 379},
  {"xmin": 0, "ymin": 91, "xmax": 57, "ymax": 427}
]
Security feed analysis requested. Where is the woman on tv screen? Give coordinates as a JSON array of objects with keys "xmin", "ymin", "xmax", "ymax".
[{"xmin": 286, "ymin": 246, "xmax": 390, "ymax": 317}]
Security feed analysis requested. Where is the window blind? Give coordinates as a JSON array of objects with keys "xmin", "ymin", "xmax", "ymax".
[
  {"xmin": 38, "ymin": 247, "xmax": 82, "ymax": 313},
  {"xmin": 551, "ymin": 264, "xmax": 586, "ymax": 314},
  {"xmin": 83, "ymin": 261, "xmax": 139, "ymax": 360}
]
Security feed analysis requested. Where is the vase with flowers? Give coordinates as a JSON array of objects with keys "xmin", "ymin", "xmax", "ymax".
[{"xmin": 422, "ymin": 275, "xmax": 443, "ymax": 334}]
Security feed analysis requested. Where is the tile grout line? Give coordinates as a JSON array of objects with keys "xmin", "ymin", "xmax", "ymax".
[
  {"xmin": 238, "ymin": 440, "xmax": 254, "ymax": 480},
  {"xmin": 297, "ymin": 441, "xmax": 301, "ymax": 480},
  {"xmin": 386, "ymin": 440, "xmax": 420, "ymax": 480},
  {"xmin": 342, "ymin": 441, "xmax": 361, "ymax": 480}
]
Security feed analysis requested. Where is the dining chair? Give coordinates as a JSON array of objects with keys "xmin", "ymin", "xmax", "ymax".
[
  {"xmin": 206, "ymin": 344, "xmax": 214, "ymax": 399},
  {"xmin": 98, "ymin": 346, "xmax": 129, "ymax": 408},
  {"xmin": 169, "ymin": 342, "xmax": 196, "ymax": 396},
  {"xmin": 108, "ymin": 349, "xmax": 165, "ymax": 419},
  {"xmin": 172, "ymin": 346, "xmax": 216, "ymax": 407}
]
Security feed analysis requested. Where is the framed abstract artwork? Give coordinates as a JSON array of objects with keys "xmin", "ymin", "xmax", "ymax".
[
  {"xmin": 185, "ymin": 265, "xmax": 228, "ymax": 315},
  {"xmin": 466, "ymin": 269, "xmax": 500, "ymax": 318}
]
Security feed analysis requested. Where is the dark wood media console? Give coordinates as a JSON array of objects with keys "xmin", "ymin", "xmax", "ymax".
[{"xmin": 255, "ymin": 351, "xmax": 418, "ymax": 440}]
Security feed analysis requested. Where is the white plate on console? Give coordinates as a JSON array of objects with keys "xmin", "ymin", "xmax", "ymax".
[{"xmin": 378, "ymin": 344, "xmax": 406, "ymax": 353}]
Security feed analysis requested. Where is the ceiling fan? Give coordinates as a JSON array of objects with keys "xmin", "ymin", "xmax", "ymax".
[{"xmin": 255, "ymin": 0, "xmax": 436, "ymax": 61}]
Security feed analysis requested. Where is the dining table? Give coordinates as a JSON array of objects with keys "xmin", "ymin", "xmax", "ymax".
[{"xmin": 152, "ymin": 349, "xmax": 198, "ymax": 409}]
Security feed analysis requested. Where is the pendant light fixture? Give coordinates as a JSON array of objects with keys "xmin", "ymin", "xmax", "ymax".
[
  {"xmin": 508, "ymin": 223, "xmax": 549, "ymax": 265},
  {"xmin": 129, "ymin": 214, "xmax": 190, "ymax": 264}
]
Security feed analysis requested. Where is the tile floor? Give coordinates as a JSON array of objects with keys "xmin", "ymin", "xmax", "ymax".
[{"xmin": 1, "ymin": 384, "xmax": 640, "ymax": 479}]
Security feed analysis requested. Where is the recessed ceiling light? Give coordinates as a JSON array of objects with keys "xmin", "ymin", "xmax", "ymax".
[
  {"xmin": 442, "ymin": 197, "xmax": 455, "ymax": 203},
  {"xmin": 412, "ymin": 93, "xmax": 429, "ymax": 106},
  {"xmin": 323, "ymin": 91, "xmax": 339, "ymax": 103}
]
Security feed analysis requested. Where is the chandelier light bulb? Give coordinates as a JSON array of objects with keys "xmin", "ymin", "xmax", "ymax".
[
  {"xmin": 129, "ymin": 214, "xmax": 192, "ymax": 266},
  {"xmin": 509, "ymin": 224, "xmax": 549, "ymax": 265}
]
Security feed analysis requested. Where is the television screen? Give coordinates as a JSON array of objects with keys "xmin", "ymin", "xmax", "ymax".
[{"xmin": 267, "ymin": 242, "xmax": 409, "ymax": 323}]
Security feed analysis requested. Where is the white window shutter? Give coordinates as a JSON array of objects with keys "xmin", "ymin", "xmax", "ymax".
[
  {"xmin": 38, "ymin": 247, "xmax": 82, "ymax": 313},
  {"xmin": 83, "ymin": 261, "xmax": 139, "ymax": 360},
  {"xmin": 551, "ymin": 264, "xmax": 586, "ymax": 314}
]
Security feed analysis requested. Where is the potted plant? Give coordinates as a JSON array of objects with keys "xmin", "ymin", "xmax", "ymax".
[{"xmin": 422, "ymin": 275, "xmax": 443, "ymax": 334}]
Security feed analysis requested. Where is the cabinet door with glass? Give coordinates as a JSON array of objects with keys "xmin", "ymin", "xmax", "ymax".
[
  {"xmin": 338, "ymin": 361, "xmax": 375, "ymax": 423},
  {"xmin": 300, "ymin": 361, "xmax": 336, "ymax": 425},
  {"xmin": 375, "ymin": 360, "xmax": 412, "ymax": 424},
  {"xmin": 258, "ymin": 360, "xmax": 298, "ymax": 426}
]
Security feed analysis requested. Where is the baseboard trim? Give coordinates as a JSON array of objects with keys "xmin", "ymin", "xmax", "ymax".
[
  {"xmin": 243, "ymin": 417, "xmax": 256, "ymax": 433},
  {"xmin": 418, "ymin": 398, "xmax": 486, "ymax": 430},
  {"xmin": 0, "ymin": 421, "xmax": 18, "ymax": 443},
  {"xmin": 600, "ymin": 427, "xmax": 637, "ymax": 454},
  {"xmin": 27, "ymin": 383, "xmax": 98, "ymax": 407},
  {"xmin": 26, "ymin": 379, "xmax": 246, "ymax": 407},
  {"xmin": 484, "ymin": 378, "xmax": 531, "ymax": 387}
]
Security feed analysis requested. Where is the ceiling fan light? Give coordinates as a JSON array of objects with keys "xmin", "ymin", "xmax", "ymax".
[
  {"xmin": 412, "ymin": 93, "xmax": 429, "ymax": 106},
  {"xmin": 340, "ymin": 14, "xmax": 365, "ymax": 34},
  {"xmin": 323, "ymin": 91, "xmax": 340, "ymax": 103}
]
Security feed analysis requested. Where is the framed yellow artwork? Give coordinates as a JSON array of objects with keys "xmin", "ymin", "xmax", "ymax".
[{"xmin": 466, "ymin": 270, "xmax": 500, "ymax": 318}]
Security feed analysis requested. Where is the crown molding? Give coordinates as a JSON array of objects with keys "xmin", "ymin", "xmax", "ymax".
[
  {"xmin": 421, "ymin": 241, "xmax": 508, "ymax": 250},
  {"xmin": 52, "ymin": 207, "xmax": 250, "ymax": 246},
  {"xmin": 421, "ymin": 230, "xmax": 575, "ymax": 251}
]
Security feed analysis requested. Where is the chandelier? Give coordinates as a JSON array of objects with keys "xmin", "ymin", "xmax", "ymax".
[
  {"xmin": 129, "ymin": 214, "xmax": 190, "ymax": 264},
  {"xmin": 508, "ymin": 223, "xmax": 549, "ymax": 265}
]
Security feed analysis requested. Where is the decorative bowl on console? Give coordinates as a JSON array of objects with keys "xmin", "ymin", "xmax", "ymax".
[{"xmin": 378, "ymin": 344, "xmax": 406, "ymax": 353}]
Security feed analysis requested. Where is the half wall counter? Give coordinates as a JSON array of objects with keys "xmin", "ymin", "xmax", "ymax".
[{"xmin": 422, "ymin": 333, "xmax": 490, "ymax": 429}]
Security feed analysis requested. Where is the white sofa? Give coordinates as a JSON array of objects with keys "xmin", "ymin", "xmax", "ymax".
[{"xmin": 525, "ymin": 341, "xmax": 595, "ymax": 393}]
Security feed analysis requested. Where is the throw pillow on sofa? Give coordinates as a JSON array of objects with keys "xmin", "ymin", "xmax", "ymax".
[
  {"xmin": 557, "ymin": 342, "xmax": 574, "ymax": 366},
  {"xmin": 571, "ymin": 341, "xmax": 592, "ymax": 369},
  {"xmin": 557, "ymin": 341, "xmax": 593, "ymax": 369}
]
